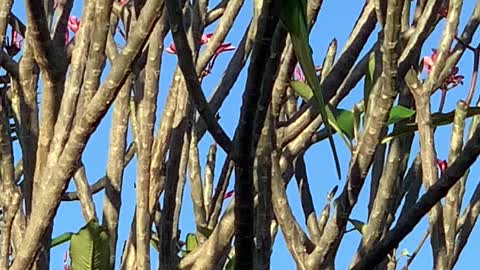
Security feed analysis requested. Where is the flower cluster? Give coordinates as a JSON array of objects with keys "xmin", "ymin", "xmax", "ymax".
[
  {"xmin": 166, "ymin": 33, "xmax": 235, "ymax": 75},
  {"xmin": 423, "ymin": 49, "xmax": 464, "ymax": 90}
]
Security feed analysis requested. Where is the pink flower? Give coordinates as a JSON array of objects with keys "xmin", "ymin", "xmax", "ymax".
[
  {"xmin": 167, "ymin": 33, "xmax": 235, "ymax": 76},
  {"xmin": 437, "ymin": 159, "xmax": 448, "ymax": 175},
  {"xmin": 165, "ymin": 33, "xmax": 234, "ymax": 56},
  {"xmin": 165, "ymin": 43, "xmax": 177, "ymax": 54},
  {"xmin": 68, "ymin": 16, "xmax": 80, "ymax": 33},
  {"xmin": 422, "ymin": 50, "xmax": 437, "ymax": 74},
  {"xmin": 214, "ymin": 43, "xmax": 235, "ymax": 55},
  {"xmin": 292, "ymin": 64, "xmax": 322, "ymax": 82},
  {"xmin": 165, "ymin": 33, "xmax": 212, "ymax": 54},
  {"xmin": 63, "ymin": 251, "xmax": 72, "ymax": 270},
  {"xmin": 223, "ymin": 190, "xmax": 234, "ymax": 200},
  {"xmin": 13, "ymin": 31, "xmax": 23, "ymax": 49},
  {"xmin": 6, "ymin": 29, "xmax": 23, "ymax": 56},
  {"xmin": 294, "ymin": 65, "xmax": 305, "ymax": 82},
  {"xmin": 201, "ymin": 33, "xmax": 214, "ymax": 44},
  {"xmin": 64, "ymin": 16, "xmax": 80, "ymax": 45},
  {"xmin": 423, "ymin": 49, "xmax": 464, "ymax": 89}
]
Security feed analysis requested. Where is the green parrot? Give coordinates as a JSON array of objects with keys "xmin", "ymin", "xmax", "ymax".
[{"xmin": 279, "ymin": 0, "xmax": 341, "ymax": 179}]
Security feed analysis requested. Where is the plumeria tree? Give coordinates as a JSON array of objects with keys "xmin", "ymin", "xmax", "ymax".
[{"xmin": 1, "ymin": 0, "xmax": 480, "ymax": 270}]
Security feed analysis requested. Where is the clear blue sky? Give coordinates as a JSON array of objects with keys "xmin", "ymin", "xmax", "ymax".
[{"xmin": 11, "ymin": 1, "xmax": 480, "ymax": 269}]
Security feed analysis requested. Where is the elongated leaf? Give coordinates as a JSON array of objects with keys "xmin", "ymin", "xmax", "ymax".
[
  {"xmin": 387, "ymin": 105, "xmax": 416, "ymax": 125},
  {"xmin": 401, "ymin": 249, "xmax": 411, "ymax": 257},
  {"xmin": 186, "ymin": 233, "xmax": 199, "ymax": 253},
  {"xmin": 290, "ymin": 81, "xmax": 354, "ymax": 141},
  {"xmin": 51, "ymin": 232, "xmax": 73, "ymax": 248},
  {"xmin": 151, "ymin": 231, "xmax": 159, "ymax": 251},
  {"xmin": 286, "ymin": 83, "xmax": 355, "ymax": 146},
  {"xmin": 290, "ymin": 80, "xmax": 313, "ymax": 101},
  {"xmin": 383, "ymin": 107, "xmax": 480, "ymax": 143},
  {"xmin": 226, "ymin": 256, "xmax": 236, "ymax": 270},
  {"xmin": 69, "ymin": 220, "xmax": 111, "ymax": 270},
  {"xmin": 280, "ymin": 0, "xmax": 341, "ymax": 178},
  {"xmin": 348, "ymin": 219, "xmax": 367, "ymax": 235},
  {"xmin": 332, "ymin": 108, "xmax": 355, "ymax": 140},
  {"xmin": 288, "ymin": 83, "xmax": 352, "ymax": 147}
]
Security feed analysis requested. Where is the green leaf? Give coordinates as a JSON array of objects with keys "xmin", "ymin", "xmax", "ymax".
[
  {"xmin": 280, "ymin": 0, "xmax": 341, "ymax": 178},
  {"xmin": 51, "ymin": 232, "xmax": 73, "ymax": 248},
  {"xmin": 387, "ymin": 105, "xmax": 416, "ymax": 125},
  {"xmin": 226, "ymin": 256, "xmax": 236, "ymax": 270},
  {"xmin": 332, "ymin": 108, "xmax": 355, "ymax": 140},
  {"xmin": 151, "ymin": 231, "xmax": 159, "ymax": 251},
  {"xmin": 290, "ymin": 80, "xmax": 313, "ymax": 101},
  {"xmin": 348, "ymin": 219, "xmax": 367, "ymax": 235},
  {"xmin": 383, "ymin": 107, "xmax": 480, "ymax": 143},
  {"xmin": 69, "ymin": 220, "xmax": 111, "ymax": 270},
  {"xmin": 185, "ymin": 233, "xmax": 199, "ymax": 253},
  {"xmin": 401, "ymin": 249, "xmax": 411, "ymax": 257}
]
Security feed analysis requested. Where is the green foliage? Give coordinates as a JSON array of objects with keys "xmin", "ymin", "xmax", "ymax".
[
  {"xmin": 290, "ymin": 80, "xmax": 353, "ymax": 145},
  {"xmin": 186, "ymin": 233, "xmax": 199, "ymax": 253},
  {"xmin": 287, "ymin": 82, "xmax": 417, "ymax": 143},
  {"xmin": 383, "ymin": 107, "xmax": 480, "ymax": 143},
  {"xmin": 348, "ymin": 219, "xmax": 367, "ymax": 235},
  {"xmin": 225, "ymin": 256, "xmax": 236, "ymax": 270},
  {"xmin": 69, "ymin": 220, "xmax": 111, "ymax": 270},
  {"xmin": 332, "ymin": 108, "xmax": 355, "ymax": 140},
  {"xmin": 290, "ymin": 80, "xmax": 313, "ymax": 101},
  {"xmin": 280, "ymin": 0, "xmax": 341, "ymax": 178},
  {"xmin": 51, "ymin": 232, "xmax": 73, "ymax": 248},
  {"xmin": 387, "ymin": 105, "xmax": 416, "ymax": 125},
  {"xmin": 179, "ymin": 233, "xmax": 200, "ymax": 258},
  {"xmin": 151, "ymin": 231, "xmax": 160, "ymax": 251},
  {"xmin": 400, "ymin": 249, "xmax": 411, "ymax": 257}
]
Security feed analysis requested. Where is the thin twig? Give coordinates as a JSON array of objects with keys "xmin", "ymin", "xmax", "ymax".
[
  {"xmin": 165, "ymin": 0, "xmax": 232, "ymax": 153},
  {"xmin": 402, "ymin": 230, "xmax": 430, "ymax": 269},
  {"xmin": 465, "ymin": 47, "xmax": 479, "ymax": 106}
]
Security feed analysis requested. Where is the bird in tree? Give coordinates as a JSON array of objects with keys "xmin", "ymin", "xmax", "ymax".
[{"xmin": 279, "ymin": 0, "xmax": 341, "ymax": 178}]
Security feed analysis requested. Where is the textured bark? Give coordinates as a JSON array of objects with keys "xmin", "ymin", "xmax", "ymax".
[{"xmin": 1, "ymin": 1, "xmax": 480, "ymax": 270}]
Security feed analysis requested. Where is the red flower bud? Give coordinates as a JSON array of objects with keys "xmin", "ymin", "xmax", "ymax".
[
  {"xmin": 223, "ymin": 190, "xmax": 234, "ymax": 200},
  {"xmin": 437, "ymin": 159, "xmax": 448, "ymax": 174}
]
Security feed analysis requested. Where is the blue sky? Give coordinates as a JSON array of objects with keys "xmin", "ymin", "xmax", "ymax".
[{"xmin": 10, "ymin": 1, "xmax": 480, "ymax": 269}]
